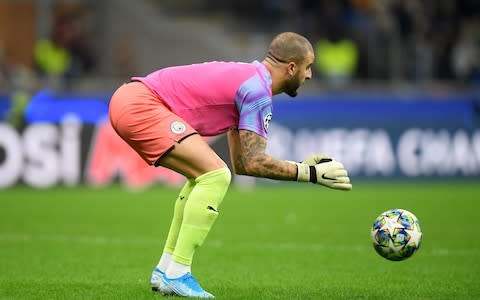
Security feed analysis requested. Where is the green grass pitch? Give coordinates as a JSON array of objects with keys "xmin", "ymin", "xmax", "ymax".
[{"xmin": 1, "ymin": 181, "xmax": 479, "ymax": 299}]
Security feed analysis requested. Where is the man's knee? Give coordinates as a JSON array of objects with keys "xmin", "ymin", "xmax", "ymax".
[
  {"xmin": 215, "ymin": 167, "xmax": 232, "ymax": 188},
  {"xmin": 196, "ymin": 167, "xmax": 231, "ymax": 185},
  {"xmin": 194, "ymin": 167, "xmax": 231, "ymax": 208}
]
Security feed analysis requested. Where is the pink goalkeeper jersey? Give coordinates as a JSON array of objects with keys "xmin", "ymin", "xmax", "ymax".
[{"xmin": 131, "ymin": 61, "xmax": 273, "ymax": 138}]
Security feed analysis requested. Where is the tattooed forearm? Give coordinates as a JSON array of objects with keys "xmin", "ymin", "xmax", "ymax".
[
  {"xmin": 227, "ymin": 127, "xmax": 247, "ymax": 175},
  {"xmin": 238, "ymin": 130, "xmax": 297, "ymax": 181}
]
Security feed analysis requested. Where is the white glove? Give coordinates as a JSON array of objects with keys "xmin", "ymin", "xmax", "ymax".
[
  {"xmin": 295, "ymin": 159, "xmax": 352, "ymax": 191},
  {"xmin": 301, "ymin": 153, "xmax": 332, "ymax": 166}
]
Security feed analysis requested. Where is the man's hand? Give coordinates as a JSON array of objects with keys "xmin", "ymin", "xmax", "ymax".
[
  {"xmin": 296, "ymin": 159, "xmax": 352, "ymax": 191},
  {"xmin": 301, "ymin": 153, "xmax": 332, "ymax": 165}
]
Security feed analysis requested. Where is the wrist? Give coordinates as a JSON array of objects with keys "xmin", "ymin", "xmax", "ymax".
[
  {"xmin": 295, "ymin": 163, "xmax": 311, "ymax": 182},
  {"xmin": 286, "ymin": 161, "xmax": 316, "ymax": 183}
]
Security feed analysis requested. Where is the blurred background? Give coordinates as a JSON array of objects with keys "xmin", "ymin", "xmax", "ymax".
[
  {"xmin": 1, "ymin": 3, "xmax": 479, "ymax": 298},
  {"xmin": 0, "ymin": 0, "xmax": 479, "ymax": 188}
]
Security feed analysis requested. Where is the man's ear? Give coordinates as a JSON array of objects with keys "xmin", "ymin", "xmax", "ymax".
[{"xmin": 287, "ymin": 62, "xmax": 296, "ymax": 77}]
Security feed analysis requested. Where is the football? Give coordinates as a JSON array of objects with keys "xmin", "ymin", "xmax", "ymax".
[{"xmin": 371, "ymin": 208, "xmax": 422, "ymax": 261}]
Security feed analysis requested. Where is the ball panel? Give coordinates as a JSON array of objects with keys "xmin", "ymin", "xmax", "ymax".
[
  {"xmin": 391, "ymin": 228, "xmax": 410, "ymax": 247},
  {"xmin": 374, "ymin": 229, "xmax": 391, "ymax": 247}
]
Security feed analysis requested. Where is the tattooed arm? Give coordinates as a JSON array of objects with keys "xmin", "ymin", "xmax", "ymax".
[{"xmin": 227, "ymin": 127, "xmax": 297, "ymax": 181}]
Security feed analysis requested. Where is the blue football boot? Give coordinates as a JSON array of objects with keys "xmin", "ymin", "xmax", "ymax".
[
  {"xmin": 150, "ymin": 268, "xmax": 174, "ymax": 295},
  {"xmin": 162, "ymin": 272, "xmax": 214, "ymax": 298}
]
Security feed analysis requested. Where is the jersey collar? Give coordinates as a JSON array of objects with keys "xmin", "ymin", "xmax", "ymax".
[{"xmin": 252, "ymin": 60, "xmax": 272, "ymax": 93}]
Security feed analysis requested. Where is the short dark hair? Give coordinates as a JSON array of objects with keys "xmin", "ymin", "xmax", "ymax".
[{"xmin": 267, "ymin": 32, "xmax": 313, "ymax": 64}]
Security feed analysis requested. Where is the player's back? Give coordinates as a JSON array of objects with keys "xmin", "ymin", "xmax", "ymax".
[
  {"xmin": 133, "ymin": 61, "xmax": 271, "ymax": 136},
  {"xmin": 142, "ymin": 62, "xmax": 258, "ymax": 107}
]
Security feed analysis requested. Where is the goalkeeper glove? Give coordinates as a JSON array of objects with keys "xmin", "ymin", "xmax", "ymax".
[
  {"xmin": 294, "ymin": 159, "xmax": 352, "ymax": 191},
  {"xmin": 301, "ymin": 153, "xmax": 332, "ymax": 166}
]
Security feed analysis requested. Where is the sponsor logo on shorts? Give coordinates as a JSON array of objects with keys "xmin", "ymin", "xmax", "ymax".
[
  {"xmin": 170, "ymin": 121, "xmax": 186, "ymax": 134},
  {"xmin": 264, "ymin": 113, "xmax": 272, "ymax": 132}
]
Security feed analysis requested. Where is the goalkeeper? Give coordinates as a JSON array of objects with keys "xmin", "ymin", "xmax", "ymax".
[{"xmin": 109, "ymin": 32, "xmax": 351, "ymax": 298}]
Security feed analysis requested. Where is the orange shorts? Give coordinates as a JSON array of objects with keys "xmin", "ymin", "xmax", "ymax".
[{"xmin": 109, "ymin": 81, "xmax": 197, "ymax": 165}]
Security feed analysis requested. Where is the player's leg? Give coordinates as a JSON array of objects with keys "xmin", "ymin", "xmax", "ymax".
[
  {"xmin": 156, "ymin": 134, "xmax": 231, "ymax": 298},
  {"xmin": 109, "ymin": 82, "xmax": 229, "ymax": 298},
  {"xmin": 161, "ymin": 179, "xmax": 196, "ymax": 265},
  {"xmin": 150, "ymin": 178, "xmax": 195, "ymax": 293}
]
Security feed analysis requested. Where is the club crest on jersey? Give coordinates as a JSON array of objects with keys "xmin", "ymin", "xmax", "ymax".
[
  {"xmin": 264, "ymin": 113, "xmax": 272, "ymax": 131},
  {"xmin": 170, "ymin": 121, "xmax": 186, "ymax": 134}
]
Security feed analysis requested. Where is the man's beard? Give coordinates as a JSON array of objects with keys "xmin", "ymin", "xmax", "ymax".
[
  {"xmin": 285, "ymin": 88, "xmax": 298, "ymax": 97},
  {"xmin": 284, "ymin": 76, "xmax": 301, "ymax": 97}
]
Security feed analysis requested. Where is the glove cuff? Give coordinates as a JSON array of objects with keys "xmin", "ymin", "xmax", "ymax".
[{"xmin": 295, "ymin": 163, "xmax": 310, "ymax": 182}]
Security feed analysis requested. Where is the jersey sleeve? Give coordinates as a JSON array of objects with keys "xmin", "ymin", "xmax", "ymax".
[{"xmin": 235, "ymin": 75, "xmax": 273, "ymax": 139}]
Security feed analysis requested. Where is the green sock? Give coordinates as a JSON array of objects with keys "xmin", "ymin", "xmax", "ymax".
[
  {"xmin": 163, "ymin": 179, "xmax": 196, "ymax": 254},
  {"xmin": 172, "ymin": 168, "xmax": 231, "ymax": 265}
]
